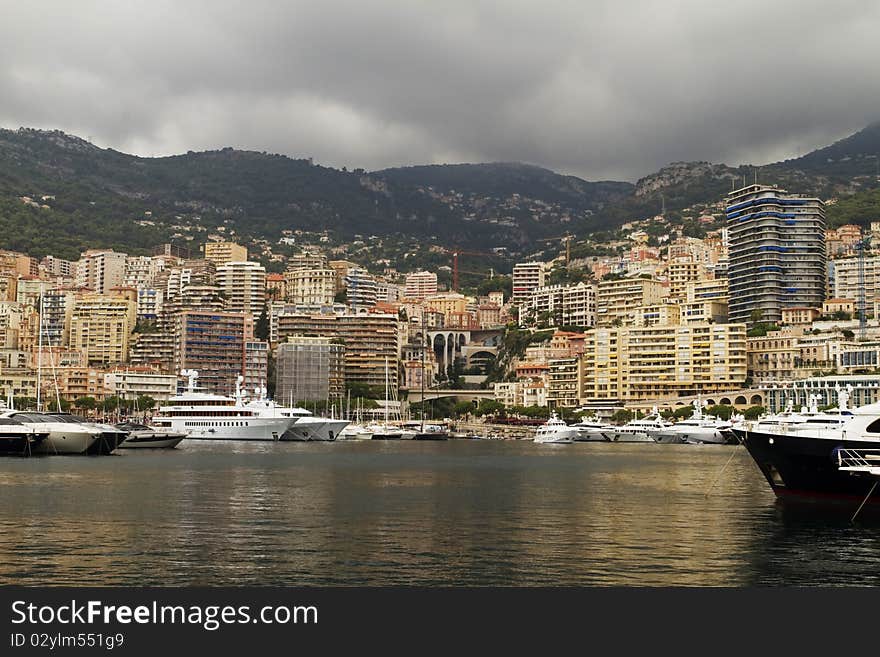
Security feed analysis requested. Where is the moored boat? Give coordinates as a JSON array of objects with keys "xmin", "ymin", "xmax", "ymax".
[
  {"xmin": 608, "ymin": 411, "xmax": 671, "ymax": 443},
  {"xmin": 733, "ymin": 386, "xmax": 880, "ymax": 507},
  {"xmin": 115, "ymin": 422, "xmax": 188, "ymax": 449},
  {"xmin": 534, "ymin": 413, "xmax": 577, "ymax": 444},
  {"xmin": 652, "ymin": 399, "xmax": 733, "ymax": 445},
  {"xmin": 152, "ymin": 371, "xmax": 299, "ymax": 441},
  {"xmin": 571, "ymin": 415, "xmax": 614, "ymax": 442},
  {"xmin": 1, "ymin": 411, "xmax": 102, "ymax": 455},
  {"xmin": 0, "ymin": 417, "xmax": 49, "ymax": 456}
]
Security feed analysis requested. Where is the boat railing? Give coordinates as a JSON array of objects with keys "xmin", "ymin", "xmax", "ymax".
[{"xmin": 836, "ymin": 448, "xmax": 880, "ymax": 474}]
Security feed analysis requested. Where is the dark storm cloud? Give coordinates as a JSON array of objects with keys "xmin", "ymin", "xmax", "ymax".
[{"xmin": 2, "ymin": 0, "xmax": 879, "ymax": 180}]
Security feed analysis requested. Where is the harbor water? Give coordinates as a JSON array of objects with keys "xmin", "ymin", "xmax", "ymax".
[{"xmin": 2, "ymin": 440, "xmax": 880, "ymax": 586}]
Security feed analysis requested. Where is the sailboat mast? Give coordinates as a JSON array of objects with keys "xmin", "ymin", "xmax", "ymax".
[{"xmin": 384, "ymin": 356, "xmax": 389, "ymax": 425}]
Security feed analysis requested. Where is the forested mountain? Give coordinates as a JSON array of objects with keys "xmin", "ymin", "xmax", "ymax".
[{"xmin": 1, "ymin": 122, "xmax": 879, "ymax": 261}]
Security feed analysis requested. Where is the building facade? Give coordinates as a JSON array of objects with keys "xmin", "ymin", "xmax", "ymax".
[
  {"xmin": 275, "ymin": 337, "xmax": 345, "ymax": 403},
  {"xmin": 726, "ymin": 184, "xmax": 826, "ymax": 324},
  {"xmin": 216, "ymin": 261, "xmax": 266, "ymax": 315}
]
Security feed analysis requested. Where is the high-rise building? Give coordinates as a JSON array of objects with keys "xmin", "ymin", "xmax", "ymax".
[
  {"xmin": 39, "ymin": 289, "xmax": 77, "ymax": 347},
  {"xmin": 244, "ymin": 341, "xmax": 269, "ymax": 393},
  {"xmin": 275, "ymin": 336, "xmax": 345, "ymax": 403},
  {"xmin": 512, "ymin": 262, "xmax": 546, "ymax": 305},
  {"xmin": 123, "ymin": 255, "xmax": 165, "ymax": 289},
  {"xmin": 76, "ymin": 250, "xmax": 127, "ymax": 294},
  {"xmin": 216, "ymin": 261, "xmax": 266, "ymax": 315},
  {"xmin": 203, "ymin": 241, "xmax": 247, "ymax": 265},
  {"xmin": 404, "ymin": 271, "xmax": 438, "ymax": 300},
  {"xmin": 68, "ymin": 292, "xmax": 137, "ymax": 365},
  {"xmin": 41, "ymin": 255, "xmax": 76, "ymax": 279},
  {"xmin": 726, "ymin": 184, "xmax": 826, "ymax": 324},
  {"xmin": 173, "ymin": 311, "xmax": 254, "ymax": 396},
  {"xmin": 832, "ymin": 255, "xmax": 880, "ymax": 303},
  {"xmin": 579, "ymin": 323, "xmax": 747, "ymax": 403},
  {"xmin": 274, "ymin": 312, "xmax": 399, "ymax": 389},
  {"xmin": 285, "ymin": 267, "xmax": 336, "ymax": 306},
  {"xmin": 524, "ymin": 282, "xmax": 597, "ymax": 328},
  {"xmin": 344, "ymin": 267, "xmax": 378, "ymax": 309},
  {"xmin": 596, "ymin": 278, "xmax": 665, "ymax": 326}
]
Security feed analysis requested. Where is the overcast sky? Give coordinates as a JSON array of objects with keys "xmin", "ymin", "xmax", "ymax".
[{"xmin": 2, "ymin": 1, "xmax": 879, "ymax": 181}]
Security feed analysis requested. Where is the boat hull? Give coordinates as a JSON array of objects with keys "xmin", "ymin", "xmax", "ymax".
[
  {"xmin": 735, "ymin": 428, "xmax": 880, "ymax": 505},
  {"xmin": 170, "ymin": 417, "xmax": 297, "ymax": 441},
  {"xmin": 574, "ymin": 428, "xmax": 612, "ymax": 442},
  {"xmin": 119, "ymin": 433, "xmax": 186, "ymax": 449},
  {"xmin": 86, "ymin": 431, "xmax": 127, "ymax": 455},
  {"xmin": 413, "ymin": 432, "xmax": 449, "ymax": 440},
  {"xmin": 33, "ymin": 431, "xmax": 100, "ymax": 455},
  {"xmin": 608, "ymin": 431, "xmax": 656, "ymax": 443},
  {"xmin": 0, "ymin": 434, "xmax": 47, "ymax": 456},
  {"xmin": 652, "ymin": 430, "xmax": 687, "ymax": 444}
]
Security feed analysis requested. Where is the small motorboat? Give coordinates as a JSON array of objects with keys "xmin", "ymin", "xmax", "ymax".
[{"xmin": 115, "ymin": 422, "xmax": 188, "ymax": 449}]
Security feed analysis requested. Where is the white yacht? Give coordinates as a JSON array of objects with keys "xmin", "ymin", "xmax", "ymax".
[
  {"xmin": 608, "ymin": 411, "xmax": 671, "ymax": 443},
  {"xmin": 1, "ymin": 410, "xmax": 102, "ymax": 455},
  {"xmin": 534, "ymin": 413, "xmax": 578, "ymax": 444},
  {"xmin": 653, "ymin": 399, "xmax": 733, "ymax": 444},
  {"xmin": 339, "ymin": 423, "xmax": 373, "ymax": 440},
  {"xmin": 152, "ymin": 371, "xmax": 299, "ymax": 441},
  {"xmin": 749, "ymin": 393, "xmax": 852, "ymax": 436},
  {"xmin": 571, "ymin": 415, "xmax": 614, "ymax": 442},
  {"xmin": 115, "ymin": 422, "xmax": 188, "ymax": 449},
  {"xmin": 244, "ymin": 393, "xmax": 349, "ymax": 442}
]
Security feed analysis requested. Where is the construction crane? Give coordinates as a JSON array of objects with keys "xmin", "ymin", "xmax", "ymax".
[
  {"xmin": 443, "ymin": 248, "xmax": 497, "ymax": 291},
  {"xmin": 537, "ymin": 233, "xmax": 573, "ymax": 266}
]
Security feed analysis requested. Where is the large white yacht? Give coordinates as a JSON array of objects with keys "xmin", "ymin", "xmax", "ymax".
[
  {"xmin": 243, "ymin": 392, "xmax": 349, "ymax": 442},
  {"xmin": 652, "ymin": 399, "xmax": 733, "ymax": 444},
  {"xmin": 608, "ymin": 410, "xmax": 671, "ymax": 443},
  {"xmin": 534, "ymin": 413, "xmax": 578, "ymax": 444},
  {"xmin": 152, "ymin": 371, "xmax": 299, "ymax": 441},
  {"xmin": 571, "ymin": 415, "xmax": 615, "ymax": 442}
]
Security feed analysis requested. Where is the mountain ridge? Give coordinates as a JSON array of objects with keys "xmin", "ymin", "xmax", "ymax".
[{"xmin": 1, "ymin": 123, "xmax": 879, "ymax": 262}]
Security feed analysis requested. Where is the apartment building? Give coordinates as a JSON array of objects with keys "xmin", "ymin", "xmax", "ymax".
[
  {"xmin": 275, "ymin": 336, "xmax": 345, "ymax": 403},
  {"xmin": 173, "ymin": 311, "xmax": 254, "ymax": 396},
  {"xmin": 203, "ymin": 241, "xmax": 247, "ymax": 265},
  {"xmin": 285, "ymin": 267, "xmax": 336, "ymax": 306},
  {"xmin": 68, "ymin": 292, "xmax": 137, "ymax": 365},
  {"xmin": 404, "ymin": 271, "xmax": 438, "ymax": 300},
  {"xmin": 512, "ymin": 262, "xmax": 546, "ymax": 306},
  {"xmin": 103, "ymin": 369, "xmax": 179, "ymax": 402},
  {"xmin": 726, "ymin": 184, "xmax": 826, "ymax": 324},
  {"xmin": 746, "ymin": 328, "xmax": 803, "ymax": 383},
  {"xmin": 832, "ymin": 255, "xmax": 880, "ymax": 304},
  {"xmin": 596, "ymin": 278, "xmax": 666, "ymax": 326},
  {"xmin": 274, "ymin": 312, "xmax": 400, "ymax": 389},
  {"xmin": 524, "ymin": 282, "xmax": 597, "ymax": 328},
  {"xmin": 547, "ymin": 357, "xmax": 580, "ymax": 408},
  {"xmin": 666, "ymin": 256, "xmax": 706, "ymax": 298},
  {"xmin": 579, "ymin": 323, "xmax": 747, "ymax": 403},
  {"xmin": 216, "ymin": 261, "xmax": 266, "ymax": 315},
  {"xmin": 344, "ymin": 267, "xmax": 378, "ymax": 310},
  {"xmin": 76, "ymin": 250, "xmax": 127, "ymax": 294}
]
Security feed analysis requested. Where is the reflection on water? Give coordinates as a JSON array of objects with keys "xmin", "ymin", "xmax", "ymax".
[{"xmin": 2, "ymin": 441, "xmax": 879, "ymax": 586}]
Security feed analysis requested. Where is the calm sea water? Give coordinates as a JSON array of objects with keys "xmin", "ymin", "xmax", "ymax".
[{"xmin": 2, "ymin": 440, "xmax": 880, "ymax": 586}]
